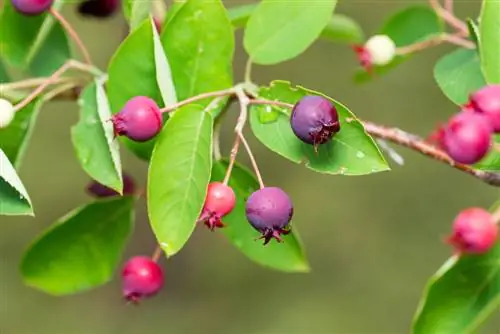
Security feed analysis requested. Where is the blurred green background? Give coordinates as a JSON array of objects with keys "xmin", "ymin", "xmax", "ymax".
[{"xmin": 1, "ymin": 1, "xmax": 499, "ymax": 333}]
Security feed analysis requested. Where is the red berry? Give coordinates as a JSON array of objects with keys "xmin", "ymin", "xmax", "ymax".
[
  {"xmin": 112, "ymin": 96, "xmax": 163, "ymax": 142},
  {"xmin": 447, "ymin": 208, "xmax": 498, "ymax": 254},
  {"xmin": 122, "ymin": 256, "xmax": 164, "ymax": 303},
  {"xmin": 198, "ymin": 182, "xmax": 236, "ymax": 231},
  {"xmin": 469, "ymin": 85, "xmax": 500, "ymax": 132},
  {"xmin": 86, "ymin": 173, "xmax": 136, "ymax": 198},
  {"xmin": 440, "ymin": 111, "xmax": 492, "ymax": 164},
  {"xmin": 11, "ymin": 0, "xmax": 53, "ymax": 15}
]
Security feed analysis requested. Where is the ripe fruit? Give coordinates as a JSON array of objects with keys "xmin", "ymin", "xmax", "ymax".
[
  {"xmin": 447, "ymin": 208, "xmax": 498, "ymax": 254},
  {"xmin": 11, "ymin": 0, "xmax": 53, "ymax": 15},
  {"xmin": 78, "ymin": 0, "xmax": 119, "ymax": 18},
  {"xmin": 122, "ymin": 256, "xmax": 164, "ymax": 303},
  {"xmin": 290, "ymin": 95, "xmax": 340, "ymax": 151},
  {"xmin": 364, "ymin": 35, "xmax": 396, "ymax": 66},
  {"xmin": 440, "ymin": 111, "xmax": 492, "ymax": 164},
  {"xmin": 198, "ymin": 182, "xmax": 236, "ymax": 231},
  {"xmin": 86, "ymin": 173, "xmax": 136, "ymax": 198},
  {"xmin": 0, "ymin": 99, "xmax": 15, "ymax": 128},
  {"xmin": 112, "ymin": 96, "xmax": 162, "ymax": 142},
  {"xmin": 245, "ymin": 187, "xmax": 293, "ymax": 245},
  {"xmin": 469, "ymin": 85, "xmax": 500, "ymax": 132}
]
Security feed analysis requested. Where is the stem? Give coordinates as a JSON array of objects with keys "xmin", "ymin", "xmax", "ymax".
[
  {"xmin": 395, "ymin": 33, "xmax": 474, "ymax": 56},
  {"xmin": 244, "ymin": 59, "xmax": 253, "ymax": 84},
  {"xmin": 249, "ymin": 99, "xmax": 293, "ymax": 109},
  {"xmin": 444, "ymin": 0, "xmax": 453, "ymax": 12},
  {"xmin": 428, "ymin": 0, "xmax": 468, "ymax": 35},
  {"xmin": 222, "ymin": 135, "xmax": 240, "ymax": 185},
  {"xmin": 160, "ymin": 88, "xmax": 235, "ymax": 113},
  {"xmin": 0, "ymin": 76, "xmax": 74, "ymax": 91},
  {"xmin": 42, "ymin": 82, "xmax": 80, "ymax": 101},
  {"xmin": 492, "ymin": 206, "xmax": 500, "ymax": 223},
  {"xmin": 50, "ymin": 8, "xmax": 93, "ymax": 65},
  {"xmin": 151, "ymin": 245, "xmax": 162, "ymax": 262},
  {"xmin": 239, "ymin": 133, "xmax": 265, "ymax": 189},
  {"xmin": 442, "ymin": 34, "xmax": 475, "ymax": 49}
]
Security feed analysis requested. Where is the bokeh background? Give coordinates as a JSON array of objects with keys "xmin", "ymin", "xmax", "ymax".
[{"xmin": 1, "ymin": 0, "xmax": 499, "ymax": 333}]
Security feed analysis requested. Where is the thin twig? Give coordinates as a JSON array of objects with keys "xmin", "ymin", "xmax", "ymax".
[
  {"xmin": 395, "ymin": 33, "xmax": 474, "ymax": 56},
  {"xmin": 239, "ymin": 133, "xmax": 265, "ymax": 189},
  {"xmin": 151, "ymin": 245, "xmax": 163, "ymax": 262},
  {"xmin": 222, "ymin": 136, "xmax": 240, "ymax": 185},
  {"xmin": 444, "ymin": 0, "xmax": 453, "ymax": 12},
  {"xmin": 50, "ymin": 8, "xmax": 93, "ymax": 65},
  {"xmin": 42, "ymin": 82, "xmax": 80, "ymax": 101},
  {"xmin": 0, "ymin": 76, "xmax": 74, "ymax": 91},
  {"xmin": 160, "ymin": 88, "xmax": 235, "ymax": 113},
  {"xmin": 442, "ymin": 34, "xmax": 475, "ymax": 49},
  {"xmin": 244, "ymin": 59, "xmax": 253, "ymax": 84},
  {"xmin": 429, "ymin": 0, "xmax": 468, "ymax": 35}
]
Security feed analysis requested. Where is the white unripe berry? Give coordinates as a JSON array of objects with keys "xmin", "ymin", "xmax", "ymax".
[
  {"xmin": 0, "ymin": 99, "xmax": 15, "ymax": 128},
  {"xmin": 364, "ymin": 34, "xmax": 396, "ymax": 66}
]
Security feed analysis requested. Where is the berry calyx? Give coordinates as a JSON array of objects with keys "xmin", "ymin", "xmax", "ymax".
[
  {"xmin": 122, "ymin": 256, "xmax": 164, "ymax": 303},
  {"xmin": 290, "ymin": 95, "xmax": 340, "ymax": 151},
  {"xmin": 198, "ymin": 182, "xmax": 236, "ymax": 231},
  {"xmin": 78, "ymin": 0, "xmax": 119, "ymax": 18},
  {"xmin": 439, "ymin": 111, "xmax": 492, "ymax": 164},
  {"xmin": 112, "ymin": 96, "xmax": 163, "ymax": 142},
  {"xmin": 245, "ymin": 187, "xmax": 293, "ymax": 245},
  {"xmin": 446, "ymin": 208, "xmax": 498, "ymax": 254},
  {"xmin": 86, "ymin": 173, "xmax": 136, "ymax": 198},
  {"xmin": 11, "ymin": 0, "xmax": 53, "ymax": 15},
  {"xmin": 469, "ymin": 85, "xmax": 500, "ymax": 132},
  {"xmin": 0, "ymin": 99, "xmax": 15, "ymax": 128}
]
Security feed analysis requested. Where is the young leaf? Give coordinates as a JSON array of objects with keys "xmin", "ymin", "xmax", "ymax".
[
  {"xmin": 161, "ymin": 0, "xmax": 233, "ymax": 110},
  {"xmin": 20, "ymin": 196, "xmax": 135, "ymax": 295},
  {"xmin": 434, "ymin": 49, "xmax": 486, "ymax": 105},
  {"xmin": 122, "ymin": 0, "xmax": 152, "ymax": 31},
  {"xmin": 107, "ymin": 18, "xmax": 173, "ymax": 161},
  {"xmin": 244, "ymin": 0, "xmax": 337, "ymax": 65},
  {"xmin": 211, "ymin": 160, "xmax": 310, "ymax": 272},
  {"xmin": 479, "ymin": 0, "xmax": 500, "ymax": 84},
  {"xmin": 0, "ymin": 0, "xmax": 70, "ymax": 76},
  {"xmin": 0, "ymin": 99, "xmax": 42, "ymax": 168},
  {"xmin": 72, "ymin": 81, "xmax": 123, "ymax": 194},
  {"xmin": 0, "ymin": 149, "xmax": 33, "ymax": 216},
  {"xmin": 249, "ymin": 81, "xmax": 389, "ymax": 175},
  {"xmin": 148, "ymin": 106, "xmax": 213, "ymax": 257}
]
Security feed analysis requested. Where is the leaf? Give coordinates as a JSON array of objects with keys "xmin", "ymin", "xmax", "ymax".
[
  {"xmin": 244, "ymin": 0, "xmax": 337, "ymax": 65},
  {"xmin": 0, "ymin": 99, "xmax": 42, "ymax": 168},
  {"xmin": 107, "ymin": 18, "xmax": 172, "ymax": 161},
  {"xmin": 72, "ymin": 81, "xmax": 123, "ymax": 194},
  {"xmin": 161, "ymin": 0, "xmax": 233, "ymax": 111},
  {"xmin": 249, "ymin": 81, "xmax": 389, "ymax": 175},
  {"xmin": 148, "ymin": 106, "xmax": 213, "ymax": 257},
  {"xmin": 320, "ymin": 14, "xmax": 364, "ymax": 44},
  {"xmin": 0, "ymin": 0, "xmax": 70, "ymax": 76},
  {"xmin": 434, "ymin": 48, "xmax": 486, "ymax": 105},
  {"xmin": 20, "ymin": 196, "xmax": 135, "ymax": 295},
  {"xmin": 211, "ymin": 160, "xmax": 309, "ymax": 272},
  {"xmin": 466, "ymin": 18, "xmax": 480, "ymax": 51},
  {"xmin": 0, "ymin": 60, "xmax": 10, "ymax": 83},
  {"xmin": 228, "ymin": 3, "xmax": 256, "ymax": 29},
  {"xmin": 0, "ymin": 149, "xmax": 33, "ymax": 216},
  {"xmin": 164, "ymin": 0, "xmax": 185, "ymax": 26},
  {"xmin": 412, "ymin": 204, "xmax": 500, "ymax": 333},
  {"xmin": 475, "ymin": 135, "xmax": 500, "ymax": 171},
  {"xmin": 479, "ymin": 0, "xmax": 500, "ymax": 84},
  {"xmin": 122, "ymin": 0, "xmax": 152, "ymax": 31}
]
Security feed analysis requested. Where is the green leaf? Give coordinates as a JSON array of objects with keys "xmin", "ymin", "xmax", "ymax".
[
  {"xmin": 122, "ymin": 0, "xmax": 152, "ymax": 31},
  {"xmin": 466, "ymin": 18, "xmax": 480, "ymax": 51},
  {"xmin": 0, "ymin": 149, "xmax": 33, "ymax": 216},
  {"xmin": 249, "ymin": 81, "xmax": 389, "ymax": 175},
  {"xmin": 412, "ymin": 205, "xmax": 500, "ymax": 333},
  {"xmin": 479, "ymin": 0, "xmax": 500, "ymax": 84},
  {"xmin": 20, "ymin": 196, "xmax": 135, "ymax": 295},
  {"xmin": 164, "ymin": 0, "xmax": 185, "ymax": 26},
  {"xmin": 211, "ymin": 160, "xmax": 309, "ymax": 272},
  {"xmin": 107, "ymin": 18, "xmax": 173, "ymax": 161},
  {"xmin": 161, "ymin": 0, "xmax": 233, "ymax": 111},
  {"xmin": 228, "ymin": 3, "xmax": 256, "ymax": 29},
  {"xmin": 152, "ymin": 17, "xmax": 177, "ymax": 108},
  {"xmin": 320, "ymin": 14, "xmax": 364, "ymax": 44},
  {"xmin": 434, "ymin": 48, "xmax": 486, "ymax": 105},
  {"xmin": 148, "ymin": 106, "xmax": 213, "ymax": 257},
  {"xmin": 475, "ymin": 134, "xmax": 500, "ymax": 171},
  {"xmin": 0, "ymin": 99, "xmax": 42, "ymax": 168},
  {"xmin": 72, "ymin": 81, "xmax": 123, "ymax": 194},
  {"xmin": 0, "ymin": 0, "xmax": 70, "ymax": 76},
  {"xmin": 244, "ymin": 0, "xmax": 337, "ymax": 65},
  {"xmin": 0, "ymin": 60, "xmax": 10, "ymax": 83}
]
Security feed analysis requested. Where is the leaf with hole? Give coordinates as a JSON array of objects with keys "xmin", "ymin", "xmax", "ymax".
[{"xmin": 0, "ymin": 149, "xmax": 33, "ymax": 216}]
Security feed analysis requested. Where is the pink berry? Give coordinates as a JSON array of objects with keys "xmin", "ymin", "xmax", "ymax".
[
  {"xmin": 469, "ymin": 85, "xmax": 500, "ymax": 132},
  {"xmin": 11, "ymin": 0, "xmax": 53, "ymax": 15},
  {"xmin": 440, "ymin": 111, "xmax": 492, "ymax": 164},
  {"xmin": 122, "ymin": 256, "xmax": 164, "ymax": 303},
  {"xmin": 198, "ymin": 182, "xmax": 236, "ymax": 231},
  {"xmin": 447, "ymin": 208, "xmax": 498, "ymax": 254},
  {"xmin": 112, "ymin": 96, "xmax": 163, "ymax": 142}
]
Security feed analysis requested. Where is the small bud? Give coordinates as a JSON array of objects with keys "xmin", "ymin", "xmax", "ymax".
[
  {"xmin": 0, "ymin": 99, "xmax": 15, "ymax": 128},
  {"xmin": 364, "ymin": 34, "xmax": 396, "ymax": 66}
]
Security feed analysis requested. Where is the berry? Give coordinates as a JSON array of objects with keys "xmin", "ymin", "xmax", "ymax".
[
  {"xmin": 198, "ymin": 182, "xmax": 236, "ymax": 231},
  {"xmin": 364, "ymin": 35, "xmax": 396, "ymax": 66},
  {"xmin": 11, "ymin": 0, "xmax": 53, "ymax": 15},
  {"xmin": 446, "ymin": 208, "xmax": 498, "ymax": 254},
  {"xmin": 290, "ymin": 95, "xmax": 340, "ymax": 151},
  {"xmin": 86, "ymin": 173, "xmax": 136, "ymax": 198},
  {"xmin": 245, "ymin": 187, "xmax": 293, "ymax": 245},
  {"xmin": 122, "ymin": 256, "xmax": 164, "ymax": 303},
  {"xmin": 0, "ymin": 99, "xmax": 15, "ymax": 128},
  {"xmin": 440, "ymin": 111, "xmax": 492, "ymax": 164},
  {"xmin": 112, "ymin": 96, "xmax": 163, "ymax": 142},
  {"xmin": 469, "ymin": 85, "xmax": 500, "ymax": 132},
  {"xmin": 78, "ymin": 0, "xmax": 119, "ymax": 18}
]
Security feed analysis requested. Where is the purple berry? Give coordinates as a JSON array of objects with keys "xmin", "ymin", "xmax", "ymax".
[
  {"xmin": 469, "ymin": 85, "xmax": 500, "ymax": 132},
  {"xmin": 11, "ymin": 0, "xmax": 53, "ymax": 15},
  {"xmin": 290, "ymin": 96, "xmax": 340, "ymax": 151},
  {"xmin": 440, "ymin": 111, "xmax": 492, "ymax": 164},
  {"xmin": 78, "ymin": 0, "xmax": 119, "ymax": 18},
  {"xmin": 112, "ymin": 96, "xmax": 162, "ymax": 142},
  {"xmin": 245, "ymin": 187, "xmax": 293, "ymax": 245},
  {"xmin": 122, "ymin": 256, "xmax": 164, "ymax": 303},
  {"xmin": 86, "ymin": 173, "xmax": 136, "ymax": 198}
]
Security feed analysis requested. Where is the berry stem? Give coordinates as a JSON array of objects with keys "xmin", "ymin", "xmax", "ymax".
[
  {"xmin": 223, "ymin": 135, "xmax": 241, "ymax": 185},
  {"xmin": 49, "ymin": 8, "xmax": 93, "ymax": 65},
  {"xmin": 160, "ymin": 88, "xmax": 235, "ymax": 113},
  {"xmin": 239, "ymin": 132, "xmax": 265, "ymax": 189},
  {"xmin": 444, "ymin": 0, "xmax": 453, "ymax": 12},
  {"xmin": 428, "ymin": 0, "xmax": 468, "ymax": 35},
  {"xmin": 395, "ymin": 33, "xmax": 474, "ymax": 56},
  {"xmin": 244, "ymin": 59, "xmax": 253, "ymax": 84},
  {"xmin": 0, "ymin": 76, "xmax": 74, "ymax": 91},
  {"xmin": 151, "ymin": 245, "xmax": 162, "ymax": 262}
]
